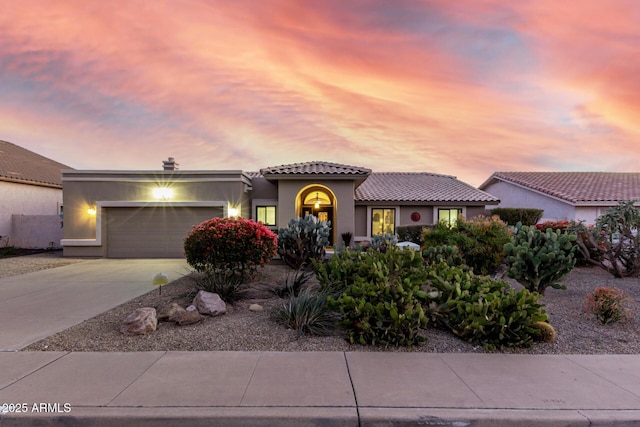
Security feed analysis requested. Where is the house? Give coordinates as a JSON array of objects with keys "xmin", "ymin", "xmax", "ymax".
[
  {"xmin": 479, "ymin": 172, "xmax": 640, "ymax": 224},
  {"xmin": 61, "ymin": 160, "xmax": 498, "ymax": 258},
  {"xmin": 0, "ymin": 140, "xmax": 72, "ymax": 248}
]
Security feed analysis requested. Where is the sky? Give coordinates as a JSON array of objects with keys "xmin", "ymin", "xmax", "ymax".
[{"xmin": 1, "ymin": 0, "xmax": 639, "ymax": 186}]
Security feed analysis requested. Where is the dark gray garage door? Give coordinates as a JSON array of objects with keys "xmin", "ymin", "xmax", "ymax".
[{"xmin": 106, "ymin": 206, "xmax": 222, "ymax": 258}]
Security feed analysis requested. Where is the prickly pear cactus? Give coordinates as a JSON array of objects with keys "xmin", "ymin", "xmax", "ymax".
[
  {"xmin": 277, "ymin": 215, "xmax": 331, "ymax": 269},
  {"xmin": 504, "ymin": 224, "xmax": 577, "ymax": 295}
]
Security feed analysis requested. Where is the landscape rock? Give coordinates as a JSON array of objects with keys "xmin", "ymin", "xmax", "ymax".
[
  {"xmin": 193, "ymin": 291, "xmax": 226, "ymax": 316},
  {"xmin": 157, "ymin": 303, "xmax": 186, "ymax": 322},
  {"xmin": 186, "ymin": 304, "xmax": 197, "ymax": 312},
  {"xmin": 176, "ymin": 310, "xmax": 205, "ymax": 325},
  {"xmin": 120, "ymin": 307, "xmax": 157, "ymax": 335},
  {"xmin": 249, "ymin": 303, "xmax": 264, "ymax": 312}
]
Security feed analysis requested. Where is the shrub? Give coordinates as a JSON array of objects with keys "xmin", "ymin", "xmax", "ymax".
[
  {"xmin": 535, "ymin": 221, "xmax": 571, "ymax": 232},
  {"xmin": 184, "ymin": 217, "xmax": 277, "ymax": 279},
  {"xmin": 193, "ymin": 270, "xmax": 247, "ymax": 304},
  {"xmin": 271, "ymin": 268, "xmax": 314, "ymax": 298},
  {"xmin": 272, "ymin": 288, "xmax": 336, "ymax": 336},
  {"xmin": 397, "ymin": 225, "xmax": 427, "ymax": 245},
  {"xmin": 573, "ymin": 200, "xmax": 640, "ymax": 278},
  {"xmin": 423, "ymin": 215, "xmax": 512, "ymax": 275},
  {"xmin": 331, "ymin": 276, "xmax": 428, "ymax": 347},
  {"xmin": 369, "ymin": 233, "xmax": 398, "ymax": 253},
  {"xmin": 315, "ymin": 246, "xmax": 428, "ymax": 296},
  {"xmin": 504, "ymin": 224, "xmax": 576, "ymax": 295},
  {"xmin": 340, "ymin": 231, "xmax": 353, "ymax": 247},
  {"xmin": 491, "ymin": 208, "xmax": 543, "ymax": 226},
  {"xmin": 532, "ymin": 321, "xmax": 556, "ymax": 343},
  {"xmin": 277, "ymin": 215, "xmax": 331, "ymax": 269},
  {"xmin": 422, "ymin": 245, "xmax": 465, "ymax": 268},
  {"xmin": 583, "ymin": 287, "xmax": 634, "ymax": 324},
  {"xmin": 424, "ymin": 262, "xmax": 548, "ymax": 350}
]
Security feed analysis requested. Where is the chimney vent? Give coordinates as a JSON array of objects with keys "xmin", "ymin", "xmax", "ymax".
[{"xmin": 162, "ymin": 157, "xmax": 179, "ymax": 171}]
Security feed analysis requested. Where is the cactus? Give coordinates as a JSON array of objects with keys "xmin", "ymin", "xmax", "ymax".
[
  {"xmin": 277, "ymin": 215, "xmax": 331, "ymax": 269},
  {"xmin": 504, "ymin": 224, "xmax": 576, "ymax": 295},
  {"xmin": 422, "ymin": 245, "xmax": 464, "ymax": 267},
  {"xmin": 532, "ymin": 321, "xmax": 556, "ymax": 342}
]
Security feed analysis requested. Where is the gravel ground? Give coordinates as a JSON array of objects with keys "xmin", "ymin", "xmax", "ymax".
[
  {"xmin": 20, "ymin": 256, "xmax": 640, "ymax": 354},
  {"xmin": 0, "ymin": 251, "xmax": 86, "ymax": 279}
]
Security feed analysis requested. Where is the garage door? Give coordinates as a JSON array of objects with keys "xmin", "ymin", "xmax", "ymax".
[{"xmin": 106, "ymin": 206, "xmax": 223, "ymax": 258}]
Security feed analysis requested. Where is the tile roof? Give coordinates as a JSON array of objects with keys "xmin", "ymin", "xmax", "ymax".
[
  {"xmin": 483, "ymin": 172, "xmax": 640, "ymax": 204},
  {"xmin": 260, "ymin": 161, "xmax": 371, "ymax": 176},
  {"xmin": 355, "ymin": 172, "xmax": 499, "ymax": 203},
  {"xmin": 0, "ymin": 140, "xmax": 73, "ymax": 188}
]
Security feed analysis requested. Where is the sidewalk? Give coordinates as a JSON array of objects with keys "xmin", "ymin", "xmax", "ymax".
[{"xmin": 2, "ymin": 351, "xmax": 640, "ymax": 426}]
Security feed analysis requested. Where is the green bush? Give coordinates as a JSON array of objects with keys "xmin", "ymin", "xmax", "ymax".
[
  {"xmin": 331, "ymin": 276, "xmax": 428, "ymax": 347},
  {"xmin": 491, "ymin": 208, "xmax": 544, "ymax": 226},
  {"xmin": 424, "ymin": 262, "xmax": 548, "ymax": 350},
  {"xmin": 193, "ymin": 270, "xmax": 247, "ymax": 304},
  {"xmin": 277, "ymin": 215, "xmax": 331, "ymax": 269},
  {"xmin": 315, "ymin": 246, "xmax": 428, "ymax": 296},
  {"xmin": 272, "ymin": 288, "xmax": 336, "ymax": 336},
  {"xmin": 317, "ymin": 247, "xmax": 430, "ymax": 347},
  {"xmin": 422, "ymin": 215, "xmax": 512, "ymax": 275},
  {"xmin": 271, "ymin": 268, "xmax": 314, "ymax": 298},
  {"xmin": 422, "ymin": 245, "xmax": 465, "ymax": 268},
  {"xmin": 397, "ymin": 225, "xmax": 428, "ymax": 245},
  {"xmin": 184, "ymin": 217, "xmax": 277, "ymax": 279},
  {"xmin": 504, "ymin": 224, "xmax": 576, "ymax": 295}
]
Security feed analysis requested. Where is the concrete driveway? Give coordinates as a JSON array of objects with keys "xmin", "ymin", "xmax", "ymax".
[{"xmin": 0, "ymin": 259, "xmax": 191, "ymax": 351}]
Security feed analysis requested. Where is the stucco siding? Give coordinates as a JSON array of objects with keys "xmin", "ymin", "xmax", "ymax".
[
  {"xmin": 483, "ymin": 180, "xmax": 575, "ymax": 222},
  {"xmin": 0, "ymin": 181, "xmax": 62, "ymax": 243}
]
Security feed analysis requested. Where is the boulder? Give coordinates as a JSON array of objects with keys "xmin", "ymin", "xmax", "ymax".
[
  {"xmin": 157, "ymin": 303, "xmax": 186, "ymax": 322},
  {"xmin": 121, "ymin": 307, "xmax": 157, "ymax": 335},
  {"xmin": 177, "ymin": 310, "xmax": 205, "ymax": 325},
  {"xmin": 193, "ymin": 291, "xmax": 226, "ymax": 316},
  {"xmin": 249, "ymin": 303, "xmax": 264, "ymax": 312}
]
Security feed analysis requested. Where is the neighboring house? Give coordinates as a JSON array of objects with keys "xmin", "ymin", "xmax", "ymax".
[
  {"xmin": 479, "ymin": 172, "xmax": 640, "ymax": 224},
  {"xmin": 61, "ymin": 160, "xmax": 498, "ymax": 258},
  {"xmin": 0, "ymin": 140, "xmax": 72, "ymax": 248}
]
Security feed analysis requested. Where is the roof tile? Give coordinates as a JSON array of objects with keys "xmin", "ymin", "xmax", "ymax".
[
  {"xmin": 487, "ymin": 172, "xmax": 640, "ymax": 203},
  {"xmin": 0, "ymin": 140, "xmax": 73, "ymax": 188},
  {"xmin": 260, "ymin": 161, "xmax": 371, "ymax": 176},
  {"xmin": 356, "ymin": 172, "xmax": 498, "ymax": 203}
]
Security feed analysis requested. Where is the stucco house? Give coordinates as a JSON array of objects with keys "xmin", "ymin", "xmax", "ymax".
[
  {"xmin": 61, "ymin": 160, "xmax": 498, "ymax": 258},
  {"xmin": 0, "ymin": 140, "xmax": 71, "ymax": 248},
  {"xmin": 479, "ymin": 172, "xmax": 640, "ymax": 224}
]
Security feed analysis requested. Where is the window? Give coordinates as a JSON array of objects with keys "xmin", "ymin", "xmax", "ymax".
[
  {"xmin": 256, "ymin": 206, "xmax": 276, "ymax": 226},
  {"xmin": 438, "ymin": 208, "xmax": 463, "ymax": 226},
  {"xmin": 371, "ymin": 208, "xmax": 396, "ymax": 236}
]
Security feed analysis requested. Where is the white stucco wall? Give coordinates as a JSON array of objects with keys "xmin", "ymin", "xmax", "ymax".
[
  {"xmin": 0, "ymin": 181, "xmax": 62, "ymax": 244},
  {"xmin": 483, "ymin": 180, "xmax": 575, "ymax": 223}
]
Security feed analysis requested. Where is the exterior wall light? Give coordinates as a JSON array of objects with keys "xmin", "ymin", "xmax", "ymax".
[
  {"xmin": 87, "ymin": 206, "xmax": 97, "ymax": 216},
  {"xmin": 228, "ymin": 206, "xmax": 239, "ymax": 217},
  {"xmin": 152, "ymin": 187, "xmax": 174, "ymax": 200}
]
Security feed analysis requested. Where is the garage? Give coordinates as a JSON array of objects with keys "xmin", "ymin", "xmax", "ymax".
[{"xmin": 105, "ymin": 206, "xmax": 222, "ymax": 258}]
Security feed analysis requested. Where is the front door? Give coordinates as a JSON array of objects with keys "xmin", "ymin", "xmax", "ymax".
[{"xmin": 302, "ymin": 206, "xmax": 333, "ymax": 245}]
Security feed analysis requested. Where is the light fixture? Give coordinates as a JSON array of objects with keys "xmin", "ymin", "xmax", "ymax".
[
  {"xmin": 228, "ymin": 206, "xmax": 239, "ymax": 217},
  {"xmin": 314, "ymin": 192, "xmax": 321, "ymax": 209},
  {"xmin": 152, "ymin": 187, "xmax": 174, "ymax": 200},
  {"xmin": 87, "ymin": 206, "xmax": 97, "ymax": 216}
]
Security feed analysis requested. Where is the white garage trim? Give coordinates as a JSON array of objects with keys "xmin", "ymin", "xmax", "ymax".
[{"xmin": 61, "ymin": 201, "xmax": 228, "ymax": 246}]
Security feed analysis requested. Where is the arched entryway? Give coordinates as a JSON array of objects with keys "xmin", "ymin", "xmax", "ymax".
[{"xmin": 296, "ymin": 184, "xmax": 336, "ymax": 245}]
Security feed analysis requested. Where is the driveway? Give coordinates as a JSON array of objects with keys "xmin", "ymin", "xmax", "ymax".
[{"xmin": 0, "ymin": 258, "xmax": 190, "ymax": 351}]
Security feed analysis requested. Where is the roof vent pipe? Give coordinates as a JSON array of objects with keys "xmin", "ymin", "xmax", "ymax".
[{"xmin": 162, "ymin": 157, "xmax": 179, "ymax": 171}]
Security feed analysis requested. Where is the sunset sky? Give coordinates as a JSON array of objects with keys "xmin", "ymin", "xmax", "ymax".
[{"xmin": 1, "ymin": 0, "xmax": 638, "ymax": 186}]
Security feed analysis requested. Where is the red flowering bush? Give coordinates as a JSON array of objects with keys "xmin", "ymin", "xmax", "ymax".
[
  {"xmin": 536, "ymin": 221, "xmax": 571, "ymax": 232},
  {"xmin": 184, "ymin": 217, "xmax": 277, "ymax": 279},
  {"xmin": 583, "ymin": 287, "xmax": 634, "ymax": 324}
]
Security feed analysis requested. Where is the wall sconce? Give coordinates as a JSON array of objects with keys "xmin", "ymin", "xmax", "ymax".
[
  {"xmin": 152, "ymin": 187, "xmax": 174, "ymax": 200},
  {"xmin": 87, "ymin": 206, "xmax": 97, "ymax": 216},
  {"xmin": 228, "ymin": 206, "xmax": 239, "ymax": 217}
]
